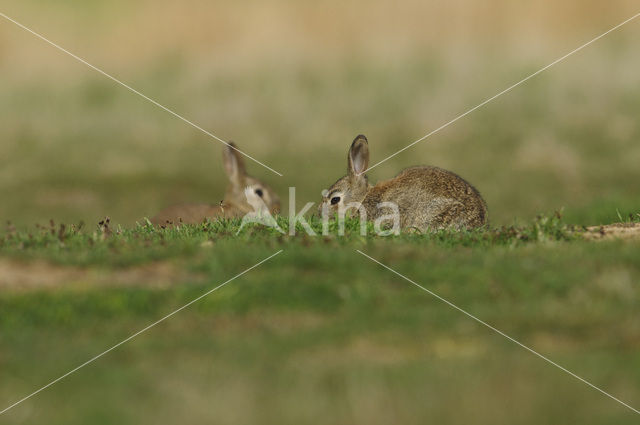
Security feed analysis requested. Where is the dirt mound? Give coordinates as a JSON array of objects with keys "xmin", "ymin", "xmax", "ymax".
[{"xmin": 582, "ymin": 222, "xmax": 640, "ymax": 241}]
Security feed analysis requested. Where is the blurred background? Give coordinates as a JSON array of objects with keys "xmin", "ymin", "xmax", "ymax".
[{"xmin": 1, "ymin": 0, "xmax": 639, "ymax": 227}]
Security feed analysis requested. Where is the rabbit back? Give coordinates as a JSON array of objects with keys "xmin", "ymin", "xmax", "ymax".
[{"xmin": 362, "ymin": 166, "xmax": 487, "ymax": 230}]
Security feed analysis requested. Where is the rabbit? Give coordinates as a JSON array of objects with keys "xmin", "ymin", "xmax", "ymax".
[
  {"xmin": 319, "ymin": 134, "xmax": 487, "ymax": 231},
  {"xmin": 151, "ymin": 142, "xmax": 280, "ymax": 226}
]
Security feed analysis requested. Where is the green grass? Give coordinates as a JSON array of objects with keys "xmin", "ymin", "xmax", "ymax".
[
  {"xmin": 1, "ymin": 217, "xmax": 639, "ymax": 424},
  {"xmin": 0, "ymin": 213, "xmax": 579, "ymax": 263}
]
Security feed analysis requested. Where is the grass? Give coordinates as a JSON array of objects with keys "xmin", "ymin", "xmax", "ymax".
[
  {"xmin": 0, "ymin": 213, "xmax": 578, "ymax": 263},
  {"xmin": 1, "ymin": 216, "xmax": 639, "ymax": 424}
]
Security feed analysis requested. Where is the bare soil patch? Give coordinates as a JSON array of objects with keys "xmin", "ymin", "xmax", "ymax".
[
  {"xmin": 582, "ymin": 222, "xmax": 640, "ymax": 241},
  {"xmin": 0, "ymin": 259, "xmax": 202, "ymax": 292}
]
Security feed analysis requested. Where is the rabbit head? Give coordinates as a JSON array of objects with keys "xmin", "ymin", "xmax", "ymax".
[
  {"xmin": 319, "ymin": 134, "xmax": 372, "ymax": 215},
  {"xmin": 223, "ymin": 143, "xmax": 281, "ymax": 214}
]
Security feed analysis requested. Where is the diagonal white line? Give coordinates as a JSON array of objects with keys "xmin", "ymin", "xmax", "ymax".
[
  {"xmin": 356, "ymin": 249, "xmax": 640, "ymax": 415},
  {"xmin": 0, "ymin": 249, "xmax": 283, "ymax": 416},
  {"xmin": 363, "ymin": 11, "xmax": 640, "ymax": 175},
  {"xmin": 0, "ymin": 12, "xmax": 283, "ymax": 177}
]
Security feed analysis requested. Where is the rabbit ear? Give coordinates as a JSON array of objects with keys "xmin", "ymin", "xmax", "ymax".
[
  {"xmin": 223, "ymin": 142, "xmax": 247, "ymax": 186},
  {"xmin": 348, "ymin": 134, "xmax": 369, "ymax": 176}
]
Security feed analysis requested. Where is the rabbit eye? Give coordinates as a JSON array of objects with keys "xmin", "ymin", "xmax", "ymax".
[
  {"xmin": 330, "ymin": 196, "xmax": 341, "ymax": 205},
  {"xmin": 254, "ymin": 188, "xmax": 264, "ymax": 197}
]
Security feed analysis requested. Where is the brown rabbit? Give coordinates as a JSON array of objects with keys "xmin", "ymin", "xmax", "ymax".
[
  {"xmin": 151, "ymin": 143, "xmax": 280, "ymax": 226},
  {"xmin": 319, "ymin": 135, "xmax": 487, "ymax": 231}
]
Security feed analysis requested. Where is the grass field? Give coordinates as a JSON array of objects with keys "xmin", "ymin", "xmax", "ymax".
[
  {"xmin": 1, "ymin": 0, "xmax": 640, "ymax": 423},
  {"xmin": 1, "ymin": 218, "xmax": 639, "ymax": 424}
]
